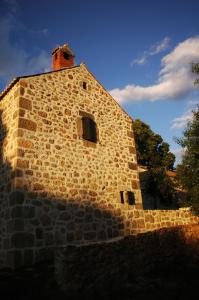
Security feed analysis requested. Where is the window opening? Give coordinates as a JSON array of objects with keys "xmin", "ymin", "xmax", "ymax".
[
  {"xmin": 127, "ymin": 191, "xmax": 135, "ymax": 205},
  {"xmin": 82, "ymin": 117, "xmax": 97, "ymax": 143},
  {"xmin": 63, "ymin": 52, "xmax": 70, "ymax": 60},
  {"xmin": 120, "ymin": 191, "xmax": 124, "ymax": 204},
  {"xmin": 83, "ymin": 82, "xmax": 87, "ymax": 90}
]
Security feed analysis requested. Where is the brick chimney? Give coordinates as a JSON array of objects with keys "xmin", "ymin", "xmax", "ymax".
[{"xmin": 52, "ymin": 44, "xmax": 75, "ymax": 71}]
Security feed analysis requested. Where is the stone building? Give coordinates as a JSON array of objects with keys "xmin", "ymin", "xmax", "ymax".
[{"xmin": 0, "ymin": 44, "xmax": 142, "ymax": 268}]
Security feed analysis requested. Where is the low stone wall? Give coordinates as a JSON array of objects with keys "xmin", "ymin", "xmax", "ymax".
[
  {"xmin": 55, "ymin": 224, "xmax": 199, "ymax": 298},
  {"xmin": 123, "ymin": 207, "xmax": 198, "ymax": 235},
  {"xmin": 3, "ymin": 203, "xmax": 198, "ymax": 269}
]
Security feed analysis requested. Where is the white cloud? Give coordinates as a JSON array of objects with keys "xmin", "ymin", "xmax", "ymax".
[
  {"xmin": 171, "ymin": 111, "xmax": 193, "ymax": 129},
  {"xmin": 151, "ymin": 37, "xmax": 170, "ymax": 55},
  {"xmin": 131, "ymin": 37, "xmax": 170, "ymax": 66},
  {"xmin": 171, "ymin": 99, "xmax": 198, "ymax": 129},
  {"xmin": 171, "ymin": 148, "xmax": 185, "ymax": 164},
  {"xmin": 110, "ymin": 37, "xmax": 199, "ymax": 103},
  {"xmin": 0, "ymin": 12, "xmax": 50, "ymax": 85}
]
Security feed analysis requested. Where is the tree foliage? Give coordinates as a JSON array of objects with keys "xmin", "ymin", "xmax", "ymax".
[
  {"xmin": 133, "ymin": 119, "xmax": 177, "ymax": 207},
  {"xmin": 146, "ymin": 167, "xmax": 178, "ymax": 208},
  {"xmin": 192, "ymin": 62, "xmax": 199, "ymax": 85},
  {"xmin": 176, "ymin": 105, "xmax": 199, "ymax": 214},
  {"xmin": 133, "ymin": 119, "xmax": 175, "ymax": 170}
]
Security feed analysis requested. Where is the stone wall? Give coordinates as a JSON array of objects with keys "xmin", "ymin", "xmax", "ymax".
[
  {"xmin": 0, "ymin": 64, "xmax": 198, "ymax": 269},
  {"xmin": 123, "ymin": 207, "xmax": 198, "ymax": 236},
  {"xmin": 0, "ymin": 64, "xmax": 142, "ymax": 268},
  {"xmin": 0, "ymin": 83, "xmax": 21, "ymax": 266},
  {"xmin": 55, "ymin": 224, "xmax": 199, "ymax": 298}
]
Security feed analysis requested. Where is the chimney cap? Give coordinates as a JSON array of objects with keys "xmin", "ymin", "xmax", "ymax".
[{"xmin": 52, "ymin": 43, "xmax": 75, "ymax": 57}]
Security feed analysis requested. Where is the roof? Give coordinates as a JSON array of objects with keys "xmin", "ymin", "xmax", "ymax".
[
  {"xmin": 0, "ymin": 65, "xmax": 80, "ymax": 101},
  {"xmin": 0, "ymin": 63, "xmax": 134, "ymax": 123}
]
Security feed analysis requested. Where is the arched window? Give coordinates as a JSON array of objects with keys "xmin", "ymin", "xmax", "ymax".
[{"xmin": 82, "ymin": 117, "xmax": 97, "ymax": 143}]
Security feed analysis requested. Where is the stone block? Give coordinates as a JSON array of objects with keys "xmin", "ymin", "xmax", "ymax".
[
  {"xmin": 84, "ymin": 231, "xmax": 96, "ymax": 240},
  {"xmin": 131, "ymin": 180, "xmax": 140, "ymax": 189},
  {"xmin": 36, "ymin": 227, "xmax": 43, "ymax": 239},
  {"xmin": 19, "ymin": 97, "xmax": 32, "ymax": 111},
  {"xmin": 66, "ymin": 232, "xmax": 74, "ymax": 242},
  {"xmin": 128, "ymin": 162, "xmax": 138, "ymax": 170},
  {"xmin": 23, "ymin": 206, "xmax": 35, "ymax": 218},
  {"xmin": 18, "ymin": 118, "xmax": 37, "ymax": 131},
  {"xmin": 40, "ymin": 214, "xmax": 52, "ymax": 226},
  {"xmin": 59, "ymin": 211, "xmax": 71, "ymax": 221},
  {"xmin": 129, "ymin": 146, "xmax": 136, "ymax": 154},
  {"xmin": 11, "ymin": 206, "xmax": 23, "ymax": 218},
  {"xmin": 18, "ymin": 139, "xmax": 34, "ymax": 149},
  {"xmin": 24, "ymin": 249, "xmax": 34, "ymax": 266},
  {"xmin": 11, "ymin": 232, "xmax": 35, "ymax": 248},
  {"xmin": 16, "ymin": 159, "xmax": 29, "ymax": 169},
  {"xmin": 6, "ymin": 250, "xmax": 23, "ymax": 268},
  {"xmin": 7, "ymin": 219, "xmax": 24, "ymax": 232},
  {"xmin": 11, "ymin": 169, "xmax": 23, "ymax": 178},
  {"xmin": 9, "ymin": 191, "xmax": 24, "ymax": 206},
  {"xmin": 33, "ymin": 183, "xmax": 44, "ymax": 190}
]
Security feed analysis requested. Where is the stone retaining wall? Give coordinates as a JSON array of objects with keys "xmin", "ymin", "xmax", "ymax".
[
  {"xmin": 55, "ymin": 224, "xmax": 199, "ymax": 298},
  {"xmin": 123, "ymin": 207, "xmax": 198, "ymax": 235}
]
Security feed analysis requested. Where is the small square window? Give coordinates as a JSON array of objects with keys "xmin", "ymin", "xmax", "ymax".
[
  {"xmin": 120, "ymin": 191, "xmax": 124, "ymax": 204},
  {"xmin": 127, "ymin": 191, "xmax": 135, "ymax": 205},
  {"xmin": 83, "ymin": 82, "xmax": 87, "ymax": 90}
]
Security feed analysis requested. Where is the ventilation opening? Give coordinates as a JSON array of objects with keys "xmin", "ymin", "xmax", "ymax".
[
  {"xmin": 63, "ymin": 52, "xmax": 70, "ymax": 60},
  {"xmin": 120, "ymin": 191, "xmax": 124, "ymax": 204},
  {"xmin": 54, "ymin": 53, "xmax": 57, "ymax": 60},
  {"xmin": 83, "ymin": 82, "xmax": 87, "ymax": 90},
  {"xmin": 127, "ymin": 191, "xmax": 135, "ymax": 205}
]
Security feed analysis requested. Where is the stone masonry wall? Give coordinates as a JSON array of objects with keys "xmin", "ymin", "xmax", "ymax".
[
  {"xmin": 55, "ymin": 224, "xmax": 199, "ymax": 298},
  {"xmin": 1, "ymin": 64, "xmax": 142, "ymax": 267},
  {"xmin": 0, "ymin": 83, "xmax": 21, "ymax": 266},
  {"xmin": 0, "ymin": 64, "xmax": 198, "ymax": 268},
  {"xmin": 123, "ymin": 207, "xmax": 198, "ymax": 236}
]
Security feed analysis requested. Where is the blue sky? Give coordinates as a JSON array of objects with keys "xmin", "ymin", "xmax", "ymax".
[{"xmin": 0, "ymin": 0, "xmax": 199, "ymax": 165}]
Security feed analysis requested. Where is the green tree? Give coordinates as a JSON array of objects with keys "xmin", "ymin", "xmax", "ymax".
[
  {"xmin": 176, "ymin": 105, "xmax": 199, "ymax": 214},
  {"xmin": 133, "ymin": 119, "xmax": 175, "ymax": 170},
  {"xmin": 192, "ymin": 62, "xmax": 199, "ymax": 84},
  {"xmin": 146, "ymin": 168, "xmax": 178, "ymax": 208}
]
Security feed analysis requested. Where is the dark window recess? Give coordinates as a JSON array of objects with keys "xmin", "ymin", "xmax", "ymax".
[
  {"xmin": 120, "ymin": 191, "xmax": 124, "ymax": 204},
  {"xmin": 82, "ymin": 117, "xmax": 97, "ymax": 143},
  {"xmin": 83, "ymin": 82, "xmax": 87, "ymax": 90},
  {"xmin": 63, "ymin": 52, "xmax": 70, "ymax": 60},
  {"xmin": 55, "ymin": 53, "xmax": 57, "ymax": 60},
  {"xmin": 127, "ymin": 191, "xmax": 135, "ymax": 205}
]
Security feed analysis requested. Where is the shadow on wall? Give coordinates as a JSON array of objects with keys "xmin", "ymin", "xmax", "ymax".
[
  {"xmin": 8, "ymin": 193, "xmax": 125, "ymax": 267},
  {"xmin": 0, "ymin": 109, "xmax": 126, "ymax": 268},
  {"xmin": 1, "ymin": 225, "xmax": 199, "ymax": 300},
  {"xmin": 0, "ymin": 109, "xmax": 14, "ymax": 266},
  {"xmin": 54, "ymin": 224, "xmax": 199, "ymax": 299}
]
